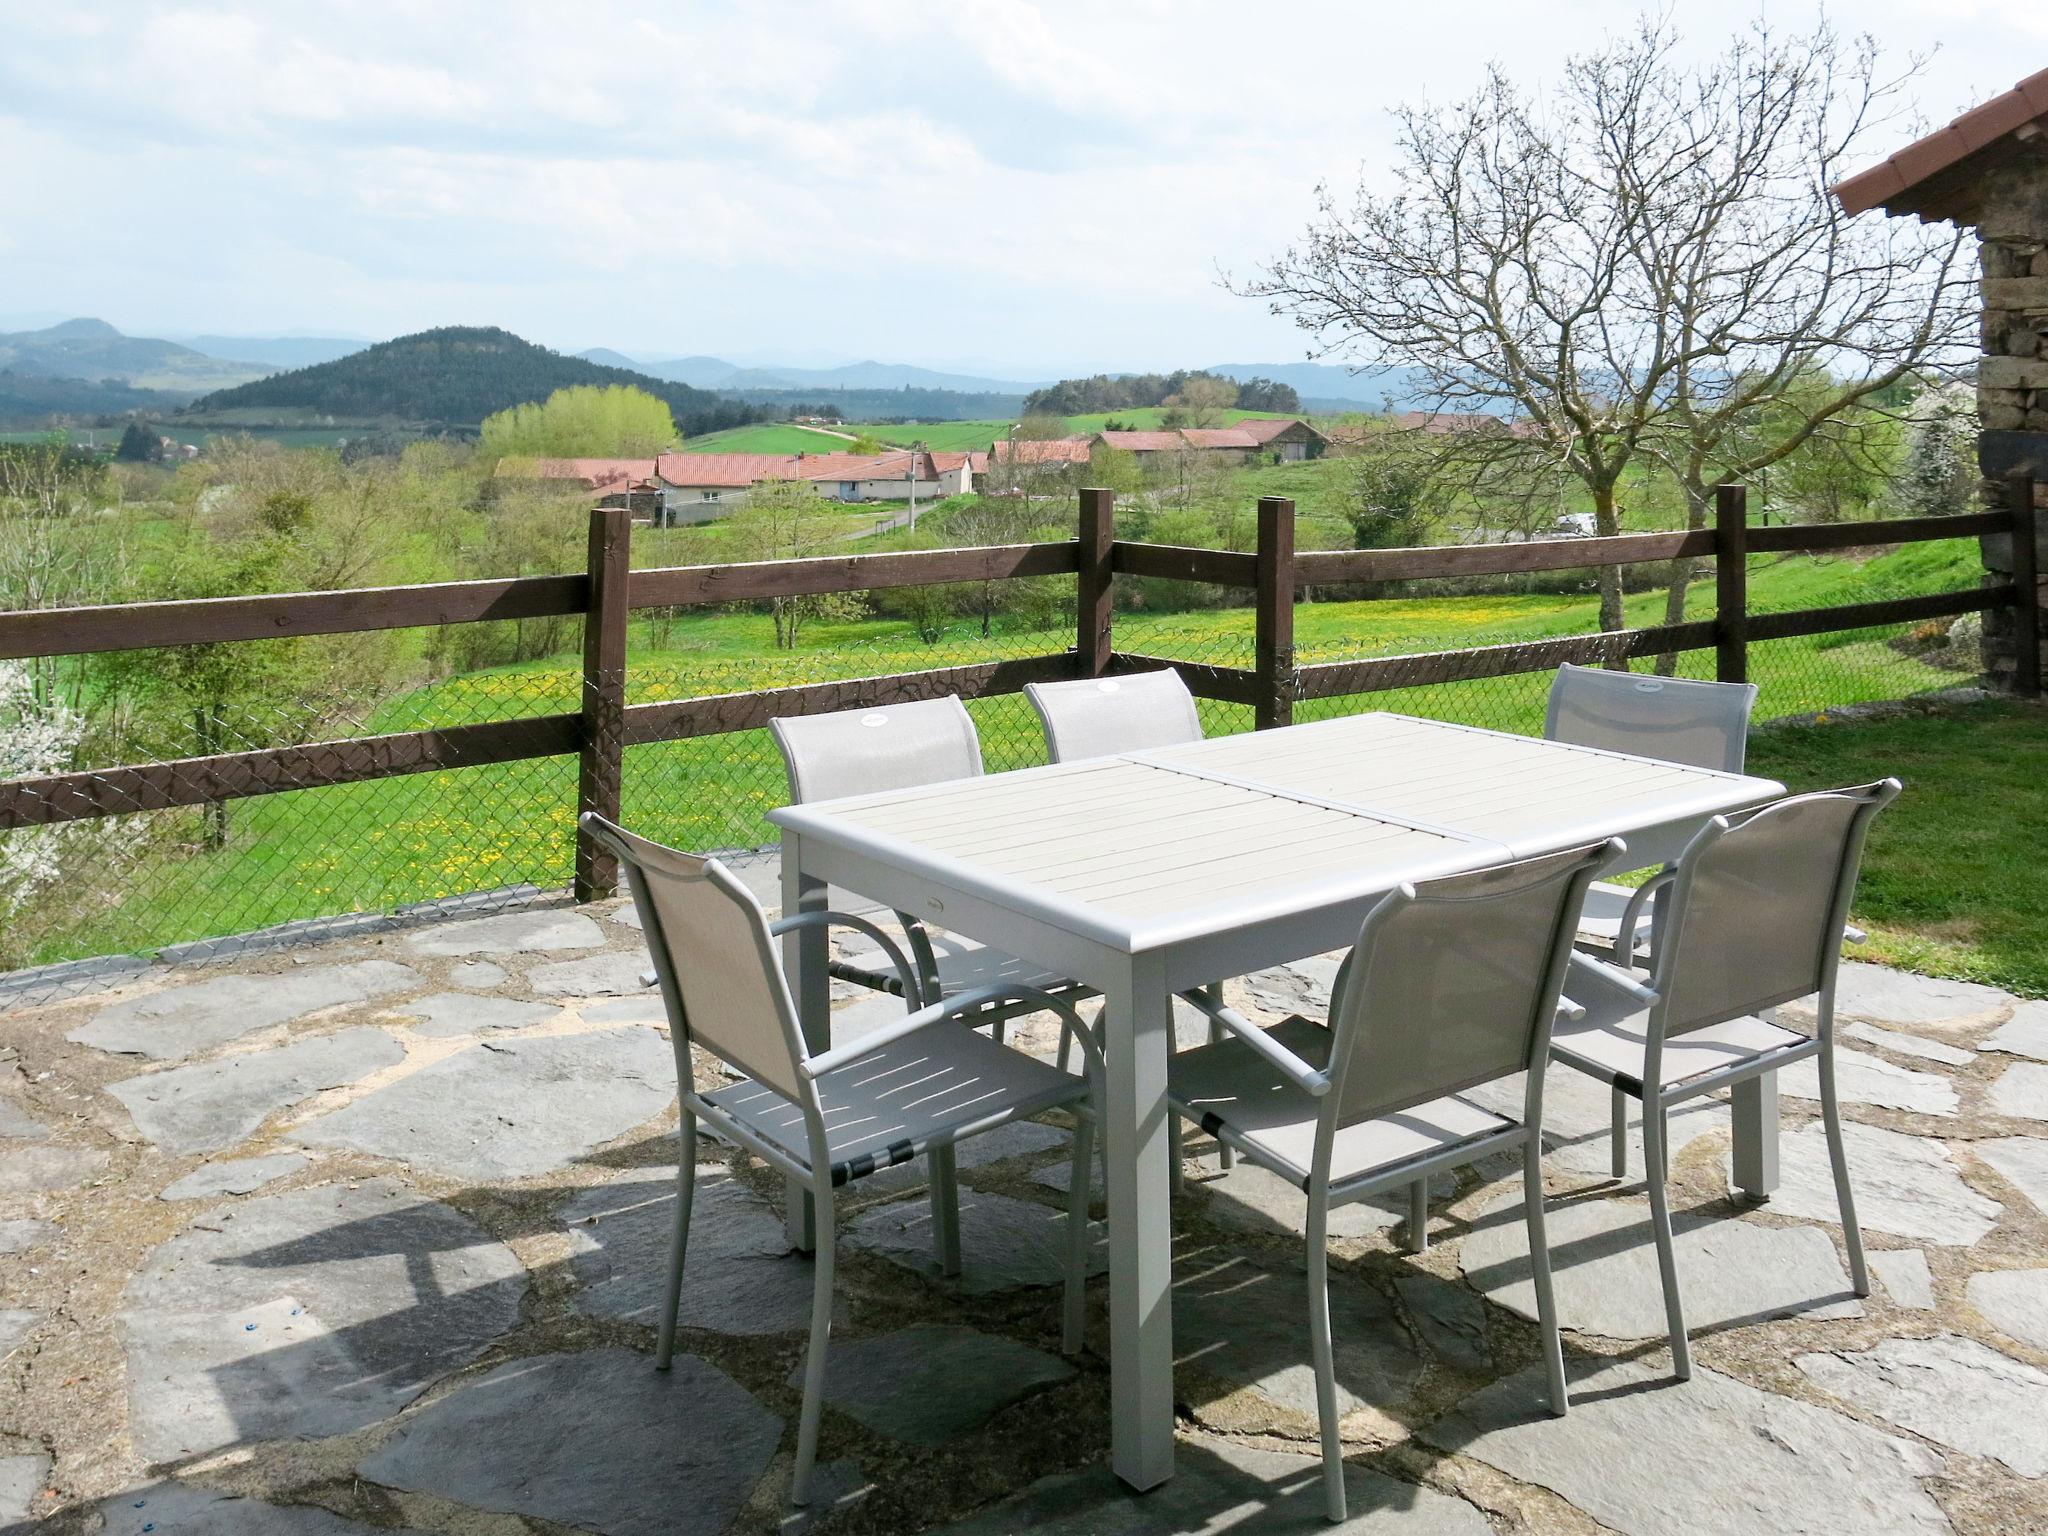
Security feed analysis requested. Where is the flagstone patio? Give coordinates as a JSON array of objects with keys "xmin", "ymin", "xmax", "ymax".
[{"xmin": 2, "ymin": 870, "xmax": 2046, "ymax": 1534}]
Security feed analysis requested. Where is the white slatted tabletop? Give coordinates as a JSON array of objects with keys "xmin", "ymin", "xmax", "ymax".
[{"xmin": 768, "ymin": 710, "xmax": 1784, "ymax": 1493}]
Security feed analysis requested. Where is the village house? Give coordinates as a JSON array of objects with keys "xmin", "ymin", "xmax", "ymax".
[{"xmin": 503, "ymin": 446, "xmax": 979, "ymax": 525}]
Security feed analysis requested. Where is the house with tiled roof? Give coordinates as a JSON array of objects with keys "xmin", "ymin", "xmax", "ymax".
[{"xmin": 1234, "ymin": 416, "xmax": 1330, "ymax": 460}]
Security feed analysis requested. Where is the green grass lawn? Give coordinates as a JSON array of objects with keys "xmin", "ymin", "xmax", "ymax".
[
  {"xmin": 9, "ymin": 534, "xmax": 2002, "ymax": 975},
  {"xmin": 677, "ymin": 422, "xmax": 854, "ymax": 454},
  {"xmin": 1747, "ymin": 700, "xmax": 2048, "ymax": 997},
  {"xmin": 856, "ymin": 421, "xmax": 1012, "ymax": 451}
]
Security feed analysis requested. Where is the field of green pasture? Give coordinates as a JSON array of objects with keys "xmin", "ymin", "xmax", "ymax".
[
  {"xmin": 676, "ymin": 422, "xmax": 856, "ymax": 454},
  {"xmin": 21, "ymin": 534, "xmax": 1985, "ymax": 973}
]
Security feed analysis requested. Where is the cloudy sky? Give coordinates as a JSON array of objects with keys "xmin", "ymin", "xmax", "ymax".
[{"xmin": 0, "ymin": 1, "xmax": 2036, "ymax": 377}]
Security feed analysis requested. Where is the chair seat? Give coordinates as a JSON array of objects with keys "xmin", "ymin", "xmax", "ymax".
[
  {"xmin": 1550, "ymin": 1003, "xmax": 1814, "ymax": 1095},
  {"xmin": 703, "ymin": 1021, "xmax": 1087, "ymax": 1186},
  {"xmin": 839, "ymin": 932, "xmax": 1086, "ymax": 1002},
  {"xmin": 1167, "ymin": 1015, "xmax": 1517, "ymax": 1191}
]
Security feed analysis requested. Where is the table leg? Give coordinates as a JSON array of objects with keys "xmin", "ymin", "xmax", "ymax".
[
  {"xmin": 781, "ymin": 833, "xmax": 829, "ymax": 1251},
  {"xmin": 1103, "ymin": 950, "xmax": 1177, "ymax": 1490},
  {"xmin": 1731, "ymin": 1070, "xmax": 1780, "ymax": 1202}
]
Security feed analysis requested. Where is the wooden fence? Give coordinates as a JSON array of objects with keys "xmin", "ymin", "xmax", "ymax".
[{"xmin": 0, "ymin": 478, "xmax": 2035, "ymax": 903}]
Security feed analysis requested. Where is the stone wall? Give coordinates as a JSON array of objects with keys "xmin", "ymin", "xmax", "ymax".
[{"xmin": 1973, "ymin": 152, "xmax": 2048, "ymax": 684}]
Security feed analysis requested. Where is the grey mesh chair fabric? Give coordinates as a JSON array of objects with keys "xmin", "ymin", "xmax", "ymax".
[
  {"xmin": 1167, "ymin": 839, "xmax": 1617, "ymax": 1523},
  {"xmin": 1547, "ymin": 780, "xmax": 1900, "ymax": 1382},
  {"xmin": 1025, "ymin": 668, "xmax": 1203, "ymax": 763},
  {"xmin": 769, "ymin": 697, "xmax": 1089, "ymax": 1038},
  {"xmin": 582, "ymin": 813, "xmax": 1102, "ymax": 1508},
  {"xmin": 1543, "ymin": 663, "xmax": 1761, "ymax": 961}
]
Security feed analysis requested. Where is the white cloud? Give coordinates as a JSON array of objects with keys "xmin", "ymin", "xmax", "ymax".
[{"xmin": 1, "ymin": 0, "xmax": 2031, "ymax": 369}]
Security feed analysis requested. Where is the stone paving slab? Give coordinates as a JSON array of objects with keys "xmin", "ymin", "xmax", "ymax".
[
  {"xmin": 871, "ymin": 1116, "xmax": 1067, "ymax": 1196},
  {"xmin": 800, "ymin": 1323, "xmax": 1075, "ymax": 1445},
  {"xmin": 1846, "ymin": 1021, "xmax": 1976, "ymax": 1066},
  {"xmin": 1423, "ymin": 1355, "xmax": 1950, "ymax": 1535},
  {"xmin": 529, "ymin": 952, "xmax": 656, "ymax": 997},
  {"xmin": 0, "ymin": 1312, "xmax": 37, "ymax": 1361},
  {"xmin": 1988, "ymin": 1060, "xmax": 2048, "ymax": 1122},
  {"xmin": 843, "ymin": 1189, "xmax": 1105, "ymax": 1295},
  {"xmin": 1465, "ymin": 1063, "xmax": 1730, "ymax": 1178},
  {"xmin": 1171, "ymin": 1249, "xmax": 1422, "ymax": 1424},
  {"xmin": 0, "ymin": 1096, "xmax": 45, "ymax": 1140},
  {"xmin": 931, "ymin": 1437, "xmax": 1496, "ymax": 1534},
  {"xmin": 564, "ymin": 1163, "xmax": 833, "ymax": 1336},
  {"xmin": 1982, "ymin": 1001, "xmax": 2048, "ymax": 1062},
  {"xmin": 387, "ymin": 991, "xmax": 559, "ymax": 1038},
  {"xmin": 160, "ymin": 1152, "xmax": 310, "ymax": 1201},
  {"xmin": 70, "ymin": 960, "xmax": 420, "ymax": 1061},
  {"xmin": 359, "ymin": 1348, "xmax": 781, "ymax": 1536},
  {"xmin": 1780, "ymin": 962, "xmax": 2013, "ymax": 1032},
  {"xmin": 0, "ymin": 1139, "xmax": 107, "ymax": 1194},
  {"xmin": 1975, "ymin": 1135, "xmax": 2048, "ymax": 1216},
  {"xmin": 0, "ymin": 1452, "xmax": 48, "ymax": 1528},
  {"xmin": 292, "ymin": 1026, "xmax": 673, "ymax": 1180},
  {"xmin": 1746, "ymin": 1119, "xmax": 2002, "ymax": 1245},
  {"xmin": 447, "ymin": 958, "xmax": 508, "ymax": 989},
  {"xmin": 97, "ymin": 1480, "xmax": 429, "ymax": 1535},
  {"xmin": 120, "ymin": 1179, "xmax": 525, "ymax": 1460},
  {"xmin": 1872, "ymin": 1248, "xmax": 1938, "ymax": 1311},
  {"xmin": 1780, "ymin": 1047, "xmax": 1958, "ymax": 1117},
  {"xmin": 108, "ymin": 1027, "xmax": 404, "ymax": 1156},
  {"xmin": 1798, "ymin": 1333, "xmax": 2048, "ymax": 1478},
  {"xmin": 0, "ymin": 1219, "xmax": 54, "ymax": 1255},
  {"xmin": 403, "ymin": 908, "xmax": 605, "ymax": 957},
  {"xmin": 1965, "ymin": 1268, "xmax": 2048, "ymax": 1356},
  {"xmin": 1460, "ymin": 1188, "xmax": 1860, "ymax": 1339}
]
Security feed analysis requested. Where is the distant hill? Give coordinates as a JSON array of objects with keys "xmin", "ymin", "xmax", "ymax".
[
  {"xmin": 626, "ymin": 354, "xmax": 1044, "ymax": 395},
  {"xmin": 714, "ymin": 385, "xmax": 1027, "ymax": 422},
  {"xmin": 0, "ymin": 369, "xmax": 188, "ymax": 425},
  {"xmin": 1202, "ymin": 361, "xmax": 1497, "ymax": 413},
  {"xmin": 188, "ymin": 326, "xmax": 763, "ymax": 435},
  {"xmin": 574, "ymin": 347, "xmax": 644, "ymax": 371},
  {"xmin": 177, "ymin": 334, "xmax": 371, "ymax": 370},
  {"xmin": 0, "ymin": 318, "xmax": 272, "ymax": 392}
]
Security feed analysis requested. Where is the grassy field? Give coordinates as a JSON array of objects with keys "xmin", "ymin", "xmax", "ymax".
[
  {"xmin": 678, "ymin": 422, "xmax": 855, "ymax": 454},
  {"xmin": 17, "ymin": 532, "xmax": 1995, "ymax": 976}
]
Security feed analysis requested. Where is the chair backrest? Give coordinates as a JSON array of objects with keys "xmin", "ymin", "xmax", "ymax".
[
  {"xmin": 1318, "ymin": 840, "xmax": 1616, "ymax": 1162},
  {"xmin": 1544, "ymin": 663, "xmax": 1758, "ymax": 773},
  {"xmin": 580, "ymin": 813, "xmax": 809, "ymax": 1103},
  {"xmin": 1025, "ymin": 668, "xmax": 1203, "ymax": 762},
  {"xmin": 770, "ymin": 695, "xmax": 982, "ymax": 804},
  {"xmin": 1652, "ymin": 780, "xmax": 1900, "ymax": 1037}
]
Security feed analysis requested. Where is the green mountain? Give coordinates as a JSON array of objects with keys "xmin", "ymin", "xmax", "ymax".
[
  {"xmin": 0, "ymin": 369, "xmax": 188, "ymax": 426},
  {"xmin": 190, "ymin": 325, "xmax": 762, "ymax": 435},
  {"xmin": 0, "ymin": 318, "xmax": 271, "ymax": 392}
]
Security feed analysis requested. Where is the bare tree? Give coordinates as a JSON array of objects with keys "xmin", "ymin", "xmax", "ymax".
[{"xmin": 1244, "ymin": 17, "xmax": 1973, "ymax": 635}]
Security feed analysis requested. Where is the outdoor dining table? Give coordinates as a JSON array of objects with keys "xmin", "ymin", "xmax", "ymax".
[{"xmin": 767, "ymin": 710, "xmax": 1786, "ymax": 1490}]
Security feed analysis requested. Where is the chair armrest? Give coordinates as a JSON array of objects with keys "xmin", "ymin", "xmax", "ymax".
[
  {"xmin": 1616, "ymin": 870, "xmax": 1676, "ymax": 961},
  {"xmin": 1178, "ymin": 989, "xmax": 1331, "ymax": 1097},
  {"xmin": 1556, "ymin": 995, "xmax": 1587, "ymax": 1025},
  {"xmin": 1843, "ymin": 924, "xmax": 1868, "ymax": 945},
  {"xmin": 1562, "ymin": 951, "xmax": 1662, "ymax": 1025},
  {"xmin": 801, "ymin": 983, "xmax": 1091, "ymax": 1080},
  {"xmin": 769, "ymin": 910, "xmax": 925, "ymax": 1010}
]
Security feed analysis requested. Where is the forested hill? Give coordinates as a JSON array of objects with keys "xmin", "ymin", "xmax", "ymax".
[{"xmin": 186, "ymin": 326, "xmax": 764, "ymax": 434}]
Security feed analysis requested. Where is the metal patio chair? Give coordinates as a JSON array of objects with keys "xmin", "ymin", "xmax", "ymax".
[
  {"xmin": 770, "ymin": 697, "xmax": 1096, "ymax": 1047},
  {"xmin": 582, "ymin": 812, "xmax": 1103, "ymax": 1507},
  {"xmin": 1023, "ymin": 667, "xmax": 1204, "ymax": 763},
  {"xmin": 1024, "ymin": 666, "xmax": 1242, "ymax": 1171},
  {"xmin": 1543, "ymin": 662, "xmax": 1760, "ymax": 962},
  {"xmin": 1548, "ymin": 780, "xmax": 1900, "ymax": 1381},
  {"xmin": 1166, "ymin": 838, "xmax": 1617, "ymax": 1523}
]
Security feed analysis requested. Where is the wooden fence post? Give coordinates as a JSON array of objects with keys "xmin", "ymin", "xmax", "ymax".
[
  {"xmin": 1715, "ymin": 484, "xmax": 1748, "ymax": 687},
  {"xmin": 2009, "ymin": 471, "xmax": 2042, "ymax": 698},
  {"xmin": 1077, "ymin": 487, "xmax": 1114, "ymax": 677},
  {"xmin": 574, "ymin": 504, "xmax": 632, "ymax": 902},
  {"xmin": 1255, "ymin": 496, "xmax": 1296, "ymax": 729}
]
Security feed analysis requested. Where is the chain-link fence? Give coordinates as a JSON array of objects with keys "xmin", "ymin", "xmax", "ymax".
[{"xmin": 0, "ymin": 530, "xmax": 2010, "ymax": 992}]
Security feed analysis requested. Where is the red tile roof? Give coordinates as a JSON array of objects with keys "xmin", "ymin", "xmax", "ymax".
[
  {"xmin": 500, "ymin": 456, "xmax": 660, "ymax": 487},
  {"xmin": 654, "ymin": 453, "xmax": 799, "ymax": 488},
  {"xmin": 1834, "ymin": 69, "xmax": 2048, "ymax": 217},
  {"xmin": 1093, "ymin": 430, "xmax": 1184, "ymax": 452},
  {"xmin": 1233, "ymin": 416, "xmax": 1324, "ymax": 444},
  {"xmin": 1179, "ymin": 428, "xmax": 1260, "ymax": 450},
  {"xmin": 990, "ymin": 437, "xmax": 1092, "ymax": 464}
]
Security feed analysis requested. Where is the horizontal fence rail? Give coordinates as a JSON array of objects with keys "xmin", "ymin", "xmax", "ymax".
[{"xmin": 0, "ymin": 481, "xmax": 2033, "ymax": 944}]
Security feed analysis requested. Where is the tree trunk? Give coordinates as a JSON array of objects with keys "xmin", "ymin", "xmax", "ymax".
[
  {"xmin": 1651, "ymin": 480, "xmax": 1714, "ymax": 675},
  {"xmin": 1592, "ymin": 486, "xmax": 1624, "ymax": 642}
]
